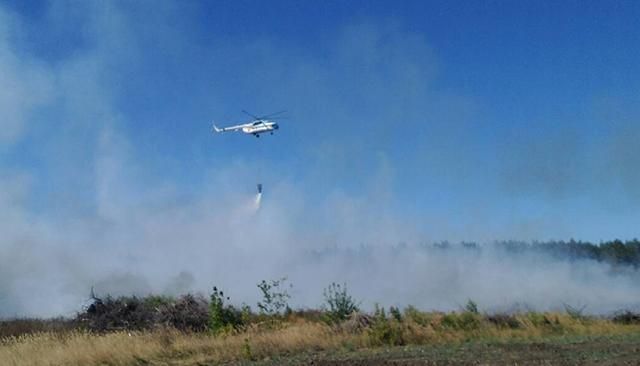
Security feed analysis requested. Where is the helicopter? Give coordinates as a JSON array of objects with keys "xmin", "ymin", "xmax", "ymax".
[{"xmin": 212, "ymin": 110, "xmax": 285, "ymax": 137}]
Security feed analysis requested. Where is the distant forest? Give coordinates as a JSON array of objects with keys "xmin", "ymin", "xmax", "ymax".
[
  {"xmin": 312, "ymin": 239, "xmax": 640, "ymax": 269},
  {"xmin": 427, "ymin": 239, "xmax": 640, "ymax": 268}
]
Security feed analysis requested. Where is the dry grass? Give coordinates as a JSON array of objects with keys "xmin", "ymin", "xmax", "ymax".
[
  {"xmin": 0, "ymin": 318, "xmax": 80, "ymax": 339},
  {"xmin": 1, "ymin": 313, "xmax": 639, "ymax": 366},
  {"xmin": 0, "ymin": 321, "xmax": 344, "ymax": 366},
  {"xmin": 0, "ymin": 331, "xmax": 163, "ymax": 366}
]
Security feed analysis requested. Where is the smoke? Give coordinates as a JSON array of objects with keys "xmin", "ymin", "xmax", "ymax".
[
  {"xmin": 254, "ymin": 192, "xmax": 263, "ymax": 212},
  {"xmin": 0, "ymin": 2, "xmax": 639, "ymax": 317},
  {"xmin": 2, "ymin": 180, "xmax": 639, "ymax": 317},
  {"xmin": 1, "ymin": 158, "xmax": 638, "ymax": 316}
]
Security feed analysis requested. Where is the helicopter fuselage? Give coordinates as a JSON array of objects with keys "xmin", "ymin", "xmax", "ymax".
[
  {"xmin": 242, "ymin": 120, "xmax": 279, "ymax": 136},
  {"xmin": 212, "ymin": 111, "xmax": 284, "ymax": 137}
]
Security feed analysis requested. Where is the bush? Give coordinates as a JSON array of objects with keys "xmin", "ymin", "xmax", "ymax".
[
  {"xmin": 240, "ymin": 303, "xmax": 254, "ymax": 325},
  {"xmin": 486, "ymin": 313, "xmax": 521, "ymax": 329},
  {"xmin": 441, "ymin": 311, "xmax": 481, "ymax": 330},
  {"xmin": 340, "ymin": 312, "xmax": 373, "ymax": 334},
  {"xmin": 389, "ymin": 306, "xmax": 402, "ymax": 322},
  {"xmin": 464, "ymin": 299, "xmax": 479, "ymax": 314},
  {"xmin": 158, "ymin": 294, "xmax": 209, "ymax": 332},
  {"xmin": 323, "ymin": 282, "xmax": 359, "ymax": 323},
  {"xmin": 209, "ymin": 287, "xmax": 244, "ymax": 335},
  {"xmin": 564, "ymin": 303, "xmax": 588, "ymax": 321},
  {"xmin": 367, "ymin": 305, "xmax": 405, "ymax": 346},
  {"xmin": 403, "ymin": 305, "xmax": 433, "ymax": 326},
  {"xmin": 257, "ymin": 277, "xmax": 291, "ymax": 316},
  {"xmin": 612, "ymin": 311, "xmax": 640, "ymax": 324},
  {"xmin": 524, "ymin": 312, "xmax": 561, "ymax": 331},
  {"xmin": 143, "ymin": 295, "xmax": 174, "ymax": 309},
  {"xmin": 77, "ymin": 295, "xmax": 159, "ymax": 332}
]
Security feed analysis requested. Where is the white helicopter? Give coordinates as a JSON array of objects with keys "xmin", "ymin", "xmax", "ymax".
[{"xmin": 212, "ymin": 110, "xmax": 284, "ymax": 137}]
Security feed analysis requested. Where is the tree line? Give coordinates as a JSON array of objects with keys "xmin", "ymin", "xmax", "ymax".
[{"xmin": 427, "ymin": 239, "xmax": 640, "ymax": 267}]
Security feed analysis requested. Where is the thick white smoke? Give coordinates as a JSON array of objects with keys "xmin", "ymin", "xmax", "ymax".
[{"xmin": 1, "ymin": 164, "xmax": 639, "ymax": 317}]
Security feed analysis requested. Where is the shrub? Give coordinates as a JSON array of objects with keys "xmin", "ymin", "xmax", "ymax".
[
  {"xmin": 143, "ymin": 295, "xmax": 174, "ymax": 309},
  {"xmin": 209, "ymin": 287, "xmax": 243, "ymax": 335},
  {"xmin": 257, "ymin": 277, "xmax": 291, "ymax": 316},
  {"xmin": 612, "ymin": 310, "xmax": 640, "ymax": 324},
  {"xmin": 340, "ymin": 312, "xmax": 373, "ymax": 333},
  {"xmin": 367, "ymin": 304, "xmax": 404, "ymax": 346},
  {"xmin": 441, "ymin": 311, "xmax": 481, "ymax": 330},
  {"xmin": 77, "ymin": 295, "xmax": 158, "ymax": 332},
  {"xmin": 389, "ymin": 306, "xmax": 402, "ymax": 322},
  {"xmin": 486, "ymin": 313, "xmax": 521, "ymax": 329},
  {"xmin": 323, "ymin": 282, "xmax": 359, "ymax": 323},
  {"xmin": 564, "ymin": 303, "xmax": 588, "ymax": 321},
  {"xmin": 436, "ymin": 301, "xmax": 483, "ymax": 332},
  {"xmin": 158, "ymin": 294, "xmax": 209, "ymax": 332},
  {"xmin": 403, "ymin": 305, "xmax": 433, "ymax": 326},
  {"xmin": 240, "ymin": 303, "xmax": 253, "ymax": 325},
  {"xmin": 242, "ymin": 338, "xmax": 254, "ymax": 361},
  {"xmin": 524, "ymin": 312, "xmax": 562, "ymax": 331},
  {"xmin": 464, "ymin": 299, "xmax": 479, "ymax": 314}
]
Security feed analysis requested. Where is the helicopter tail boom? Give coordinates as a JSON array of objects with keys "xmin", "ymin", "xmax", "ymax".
[{"xmin": 212, "ymin": 122, "xmax": 223, "ymax": 133}]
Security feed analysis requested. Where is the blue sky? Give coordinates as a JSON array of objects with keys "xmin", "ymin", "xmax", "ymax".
[
  {"xmin": 2, "ymin": 0, "xmax": 640, "ymax": 242},
  {"xmin": 4, "ymin": 0, "xmax": 640, "ymax": 316}
]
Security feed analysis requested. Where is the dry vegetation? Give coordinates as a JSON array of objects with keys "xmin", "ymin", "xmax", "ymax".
[
  {"xmin": 3, "ymin": 273, "xmax": 640, "ymax": 365},
  {"xmin": 2, "ymin": 310, "xmax": 640, "ymax": 366}
]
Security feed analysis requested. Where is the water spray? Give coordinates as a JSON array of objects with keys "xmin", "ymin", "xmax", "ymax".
[{"xmin": 254, "ymin": 183, "xmax": 262, "ymax": 211}]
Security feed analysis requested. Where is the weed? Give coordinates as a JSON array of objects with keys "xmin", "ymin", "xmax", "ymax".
[
  {"xmin": 367, "ymin": 305, "xmax": 405, "ymax": 346},
  {"xmin": 403, "ymin": 305, "xmax": 433, "ymax": 326},
  {"xmin": 465, "ymin": 299, "xmax": 479, "ymax": 314},
  {"xmin": 323, "ymin": 282, "xmax": 359, "ymax": 323},
  {"xmin": 257, "ymin": 277, "xmax": 292, "ymax": 316},
  {"xmin": 389, "ymin": 306, "xmax": 402, "ymax": 322},
  {"xmin": 441, "ymin": 311, "xmax": 481, "ymax": 330},
  {"xmin": 209, "ymin": 286, "xmax": 243, "ymax": 335},
  {"xmin": 2, "ymin": 309, "xmax": 640, "ymax": 365},
  {"xmin": 242, "ymin": 338, "xmax": 254, "ymax": 361},
  {"xmin": 486, "ymin": 313, "xmax": 521, "ymax": 329},
  {"xmin": 564, "ymin": 303, "xmax": 588, "ymax": 321},
  {"xmin": 612, "ymin": 311, "xmax": 640, "ymax": 324}
]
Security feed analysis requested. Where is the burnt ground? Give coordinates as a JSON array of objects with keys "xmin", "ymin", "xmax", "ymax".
[{"xmin": 243, "ymin": 333, "xmax": 640, "ymax": 366}]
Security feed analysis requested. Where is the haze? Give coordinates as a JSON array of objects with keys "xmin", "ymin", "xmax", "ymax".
[{"xmin": 1, "ymin": 1, "xmax": 639, "ymax": 317}]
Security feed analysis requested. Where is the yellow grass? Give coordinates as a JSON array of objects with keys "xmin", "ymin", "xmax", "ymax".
[{"xmin": 1, "ymin": 314, "xmax": 639, "ymax": 366}]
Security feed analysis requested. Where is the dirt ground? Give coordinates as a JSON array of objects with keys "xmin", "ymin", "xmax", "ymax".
[{"xmin": 245, "ymin": 334, "xmax": 640, "ymax": 366}]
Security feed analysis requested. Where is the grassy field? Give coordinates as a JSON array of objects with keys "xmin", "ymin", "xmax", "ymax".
[
  {"xmin": 2, "ymin": 310, "xmax": 640, "ymax": 365},
  {"xmin": 259, "ymin": 333, "xmax": 640, "ymax": 366}
]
